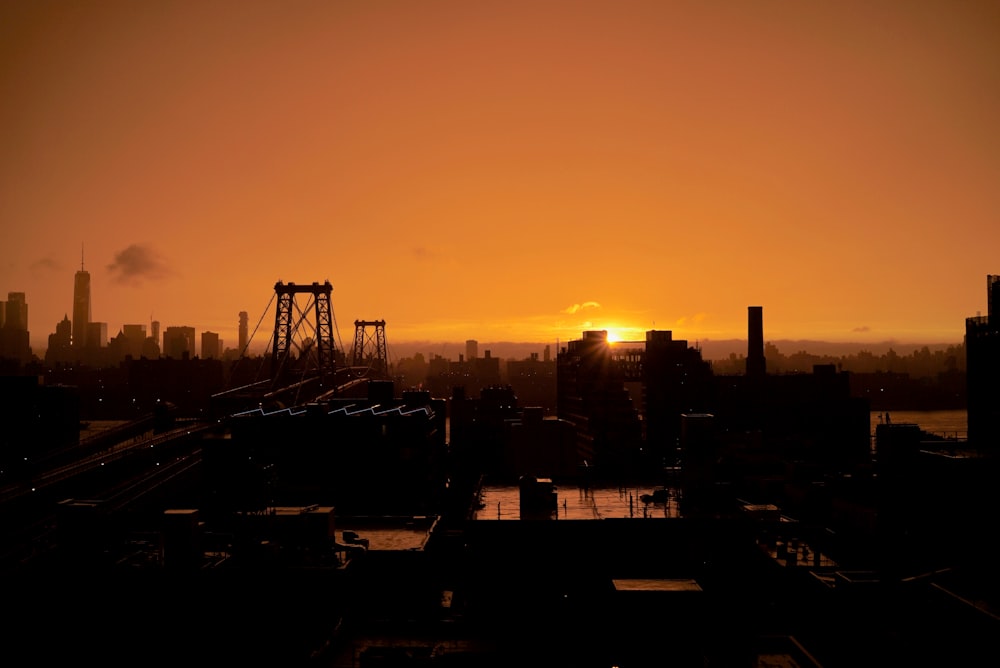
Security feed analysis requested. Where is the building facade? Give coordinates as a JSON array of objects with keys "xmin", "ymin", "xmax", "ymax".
[
  {"xmin": 966, "ymin": 274, "xmax": 1000, "ymax": 448},
  {"xmin": 163, "ymin": 326, "xmax": 196, "ymax": 359},
  {"xmin": 73, "ymin": 264, "xmax": 91, "ymax": 349}
]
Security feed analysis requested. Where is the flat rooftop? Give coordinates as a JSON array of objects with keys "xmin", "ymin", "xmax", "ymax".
[
  {"xmin": 474, "ymin": 483, "xmax": 682, "ymax": 520},
  {"xmin": 336, "ymin": 515, "xmax": 437, "ymax": 551},
  {"xmin": 612, "ymin": 578, "xmax": 703, "ymax": 592}
]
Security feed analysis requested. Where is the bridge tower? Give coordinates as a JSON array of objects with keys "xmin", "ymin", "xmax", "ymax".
[
  {"xmin": 351, "ymin": 320, "xmax": 389, "ymax": 379},
  {"xmin": 270, "ymin": 281, "xmax": 339, "ymax": 388}
]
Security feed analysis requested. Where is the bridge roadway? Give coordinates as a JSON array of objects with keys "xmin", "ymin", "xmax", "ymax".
[
  {"xmin": 0, "ymin": 418, "xmax": 216, "ymax": 570},
  {"xmin": 0, "ymin": 371, "xmax": 385, "ymax": 570}
]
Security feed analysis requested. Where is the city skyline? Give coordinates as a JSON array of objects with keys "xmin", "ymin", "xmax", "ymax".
[
  {"xmin": 3, "ymin": 2, "xmax": 999, "ymax": 352},
  {"xmin": 0, "ymin": 277, "xmax": 977, "ymax": 365},
  {"xmin": 1, "ymin": 248, "xmax": 991, "ymax": 361}
]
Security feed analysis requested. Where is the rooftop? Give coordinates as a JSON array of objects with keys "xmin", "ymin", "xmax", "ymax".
[
  {"xmin": 336, "ymin": 515, "xmax": 438, "ymax": 551},
  {"xmin": 474, "ymin": 483, "xmax": 682, "ymax": 520}
]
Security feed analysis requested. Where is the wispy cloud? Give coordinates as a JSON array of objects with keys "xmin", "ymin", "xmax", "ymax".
[
  {"xmin": 852, "ymin": 325, "xmax": 871, "ymax": 333},
  {"xmin": 412, "ymin": 246, "xmax": 441, "ymax": 261},
  {"xmin": 562, "ymin": 301, "xmax": 601, "ymax": 315},
  {"xmin": 675, "ymin": 313, "xmax": 708, "ymax": 327},
  {"xmin": 30, "ymin": 256, "xmax": 60, "ymax": 273},
  {"xmin": 107, "ymin": 244, "xmax": 172, "ymax": 285}
]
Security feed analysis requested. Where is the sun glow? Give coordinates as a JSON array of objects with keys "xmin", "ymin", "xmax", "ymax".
[{"xmin": 606, "ymin": 329, "xmax": 622, "ymax": 343}]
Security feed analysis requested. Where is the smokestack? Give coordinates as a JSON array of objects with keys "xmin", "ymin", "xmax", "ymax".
[{"xmin": 746, "ymin": 306, "xmax": 766, "ymax": 378}]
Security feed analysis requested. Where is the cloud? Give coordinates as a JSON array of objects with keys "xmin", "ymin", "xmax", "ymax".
[
  {"xmin": 562, "ymin": 301, "xmax": 601, "ymax": 315},
  {"xmin": 30, "ymin": 256, "xmax": 60, "ymax": 273},
  {"xmin": 675, "ymin": 313, "xmax": 708, "ymax": 327},
  {"xmin": 411, "ymin": 246, "xmax": 440, "ymax": 261},
  {"xmin": 107, "ymin": 244, "xmax": 172, "ymax": 285},
  {"xmin": 852, "ymin": 326, "xmax": 871, "ymax": 333}
]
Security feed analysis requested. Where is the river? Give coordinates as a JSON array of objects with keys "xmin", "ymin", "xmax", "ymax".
[{"xmin": 869, "ymin": 409, "xmax": 967, "ymax": 439}]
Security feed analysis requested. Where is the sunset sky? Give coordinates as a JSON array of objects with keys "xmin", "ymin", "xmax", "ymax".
[{"xmin": 3, "ymin": 1, "xmax": 999, "ymax": 356}]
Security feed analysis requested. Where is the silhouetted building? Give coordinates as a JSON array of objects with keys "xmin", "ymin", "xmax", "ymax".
[
  {"xmin": 122, "ymin": 324, "xmax": 147, "ymax": 359},
  {"xmin": 238, "ymin": 310, "xmax": 249, "ymax": 355},
  {"xmin": 966, "ymin": 274, "xmax": 1000, "ymax": 447},
  {"xmin": 503, "ymin": 407, "xmax": 577, "ymax": 479},
  {"xmin": 874, "ymin": 421, "xmax": 1000, "ymax": 575},
  {"xmin": 557, "ymin": 330, "xmax": 642, "ymax": 478},
  {"xmin": 72, "ymin": 257, "xmax": 91, "ymax": 349},
  {"xmin": 747, "ymin": 305, "xmax": 766, "ymax": 378},
  {"xmin": 449, "ymin": 384, "xmax": 520, "ymax": 478},
  {"xmin": 423, "ymin": 350, "xmax": 501, "ymax": 399},
  {"xmin": 506, "ymin": 353, "xmax": 557, "ymax": 411},
  {"xmin": 201, "ymin": 331, "xmax": 221, "ymax": 359},
  {"xmin": 141, "ymin": 334, "xmax": 160, "ymax": 359},
  {"xmin": 465, "ymin": 339, "xmax": 478, "ymax": 361},
  {"xmin": 107, "ymin": 329, "xmax": 129, "ymax": 363},
  {"xmin": 45, "ymin": 314, "xmax": 73, "ymax": 365},
  {"xmin": 0, "ymin": 291, "xmax": 31, "ymax": 362},
  {"xmin": 643, "ymin": 330, "xmax": 714, "ymax": 468},
  {"xmin": 4, "ymin": 291, "xmax": 27, "ymax": 330},
  {"xmin": 85, "ymin": 321, "xmax": 107, "ymax": 349},
  {"xmin": 472, "ymin": 349, "xmax": 501, "ymax": 387},
  {"xmin": 163, "ymin": 326, "xmax": 196, "ymax": 359}
]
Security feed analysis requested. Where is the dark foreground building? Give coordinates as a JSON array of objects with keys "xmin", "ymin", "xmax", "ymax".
[
  {"xmin": 4, "ymin": 293, "xmax": 1000, "ymax": 666},
  {"xmin": 966, "ymin": 273, "xmax": 1000, "ymax": 448}
]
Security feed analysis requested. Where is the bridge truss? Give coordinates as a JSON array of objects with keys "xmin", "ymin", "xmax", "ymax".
[
  {"xmin": 350, "ymin": 319, "xmax": 390, "ymax": 380},
  {"xmin": 270, "ymin": 281, "xmax": 342, "ymax": 390}
]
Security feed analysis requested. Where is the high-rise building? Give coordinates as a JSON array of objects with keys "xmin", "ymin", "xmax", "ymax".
[
  {"xmin": 0, "ymin": 291, "xmax": 30, "ymax": 362},
  {"xmin": 72, "ymin": 254, "xmax": 91, "ymax": 349},
  {"xmin": 556, "ymin": 330, "xmax": 642, "ymax": 476},
  {"xmin": 238, "ymin": 311, "xmax": 249, "ymax": 355},
  {"xmin": 85, "ymin": 322, "xmax": 108, "ymax": 348},
  {"xmin": 466, "ymin": 339, "xmax": 478, "ymax": 361},
  {"xmin": 163, "ymin": 326, "xmax": 196, "ymax": 359},
  {"xmin": 966, "ymin": 274, "xmax": 1000, "ymax": 448},
  {"xmin": 122, "ymin": 324, "xmax": 147, "ymax": 358},
  {"xmin": 643, "ymin": 329, "xmax": 714, "ymax": 461},
  {"xmin": 4, "ymin": 292, "xmax": 27, "ymax": 330},
  {"xmin": 746, "ymin": 306, "xmax": 766, "ymax": 378},
  {"xmin": 45, "ymin": 315, "xmax": 73, "ymax": 365},
  {"xmin": 201, "ymin": 331, "xmax": 221, "ymax": 359}
]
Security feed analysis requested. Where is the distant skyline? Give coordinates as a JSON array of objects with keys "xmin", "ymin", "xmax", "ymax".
[{"xmin": 3, "ymin": 1, "xmax": 999, "ymax": 352}]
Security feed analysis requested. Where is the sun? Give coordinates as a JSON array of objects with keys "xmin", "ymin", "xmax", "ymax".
[{"xmin": 606, "ymin": 329, "xmax": 622, "ymax": 343}]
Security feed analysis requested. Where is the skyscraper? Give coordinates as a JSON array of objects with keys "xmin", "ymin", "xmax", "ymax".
[
  {"xmin": 4, "ymin": 292, "xmax": 27, "ymax": 330},
  {"xmin": 239, "ymin": 311, "xmax": 249, "ymax": 355},
  {"xmin": 201, "ymin": 331, "xmax": 221, "ymax": 359},
  {"xmin": 163, "ymin": 326, "xmax": 196, "ymax": 359},
  {"xmin": 0, "ymin": 292, "xmax": 30, "ymax": 361},
  {"xmin": 746, "ymin": 306, "xmax": 766, "ymax": 379},
  {"xmin": 72, "ymin": 251, "xmax": 91, "ymax": 349},
  {"xmin": 122, "ymin": 324, "xmax": 147, "ymax": 358}
]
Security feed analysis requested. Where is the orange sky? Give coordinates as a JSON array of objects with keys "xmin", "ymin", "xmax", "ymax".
[{"xmin": 3, "ymin": 1, "xmax": 999, "ymax": 356}]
